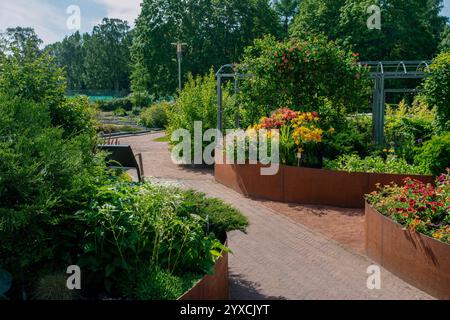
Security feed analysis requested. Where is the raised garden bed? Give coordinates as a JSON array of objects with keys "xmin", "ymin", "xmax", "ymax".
[
  {"xmin": 215, "ymin": 160, "xmax": 434, "ymax": 208},
  {"xmin": 179, "ymin": 246, "xmax": 229, "ymax": 300},
  {"xmin": 365, "ymin": 203, "xmax": 450, "ymax": 299}
]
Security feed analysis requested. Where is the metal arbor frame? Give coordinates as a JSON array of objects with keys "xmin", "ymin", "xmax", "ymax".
[
  {"xmin": 216, "ymin": 64, "xmax": 253, "ymax": 132},
  {"xmin": 361, "ymin": 61, "xmax": 431, "ymax": 145},
  {"xmin": 217, "ymin": 61, "xmax": 431, "ymax": 145}
]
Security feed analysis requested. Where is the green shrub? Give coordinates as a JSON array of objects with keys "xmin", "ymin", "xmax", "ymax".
[
  {"xmin": 140, "ymin": 101, "xmax": 171, "ymax": 129},
  {"xmin": 97, "ymin": 97, "xmax": 133, "ymax": 112},
  {"xmin": 325, "ymin": 154, "xmax": 429, "ymax": 175},
  {"xmin": 422, "ymin": 51, "xmax": 450, "ymax": 132},
  {"xmin": 51, "ymin": 95, "xmax": 98, "ymax": 137},
  {"xmin": 177, "ymin": 190, "xmax": 249, "ymax": 236},
  {"xmin": 166, "ymin": 70, "xmax": 234, "ymax": 163},
  {"xmin": 128, "ymin": 91, "xmax": 154, "ymax": 108},
  {"xmin": 384, "ymin": 99, "xmax": 436, "ymax": 162},
  {"xmin": 34, "ymin": 274, "xmax": 79, "ymax": 300},
  {"xmin": 120, "ymin": 267, "xmax": 200, "ymax": 300},
  {"xmin": 0, "ymin": 94, "xmax": 106, "ymax": 292},
  {"xmin": 113, "ymin": 107, "xmax": 127, "ymax": 116},
  {"xmin": 76, "ymin": 181, "xmax": 244, "ymax": 297},
  {"xmin": 415, "ymin": 132, "xmax": 450, "ymax": 176},
  {"xmin": 238, "ymin": 35, "xmax": 370, "ymax": 126}
]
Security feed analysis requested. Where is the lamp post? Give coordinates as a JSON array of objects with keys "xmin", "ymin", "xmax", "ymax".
[{"xmin": 171, "ymin": 42, "xmax": 187, "ymax": 92}]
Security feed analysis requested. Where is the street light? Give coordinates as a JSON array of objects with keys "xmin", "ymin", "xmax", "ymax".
[{"xmin": 171, "ymin": 41, "xmax": 187, "ymax": 92}]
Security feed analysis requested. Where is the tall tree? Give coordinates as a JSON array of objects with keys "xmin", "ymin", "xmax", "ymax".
[
  {"xmin": 84, "ymin": 18, "xmax": 132, "ymax": 92},
  {"xmin": 131, "ymin": 0, "xmax": 282, "ymax": 97},
  {"xmin": 0, "ymin": 27, "xmax": 42, "ymax": 58},
  {"xmin": 274, "ymin": 0, "xmax": 301, "ymax": 36},
  {"xmin": 290, "ymin": 0, "xmax": 448, "ymax": 60},
  {"xmin": 46, "ymin": 31, "xmax": 85, "ymax": 91}
]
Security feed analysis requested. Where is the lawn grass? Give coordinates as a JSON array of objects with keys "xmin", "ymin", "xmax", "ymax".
[{"xmin": 154, "ymin": 135, "xmax": 169, "ymax": 142}]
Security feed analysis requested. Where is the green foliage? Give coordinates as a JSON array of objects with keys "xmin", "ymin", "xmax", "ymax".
[
  {"xmin": 52, "ymin": 96, "xmax": 98, "ymax": 137},
  {"xmin": 166, "ymin": 71, "xmax": 234, "ymax": 160},
  {"xmin": 273, "ymin": 0, "xmax": 301, "ymax": 36},
  {"xmin": 0, "ymin": 50, "xmax": 66, "ymax": 110},
  {"xmin": 97, "ymin": 97, "xmax": 133, "ymax": 112},
  {"xmin": 120, "ymin": 267, "xmax": 200, "ymax": 300},
  {"xmin": 439, "ymin": 25, "xmax": 450, "ymax": 52},
  {"xmin": 131, "ymin": 0, "xmax": 282, "ymax": 97},
  {"xmin": 113, "ymin": 108, "xmax": 128, "ymax": 117},
  {"xmin": 33, "ymin": 274, "xmax": 79, "ymax": 300},
  {"xmin": 384, "ymin": 99, "xmax": 436, "ymax": 162},
  {"xmin": 422, "ymin": 51, "xmax": 450, "ymax": 132},
  {"xmin": 76, "ymin": 181, "xmax": 238, "ymax": 296},
  {"xmin": 177, "ymin": 190, "xmax": 249, "ymax": 236},
  {"xmin": 140, "ymin": 101, "xmax": 171, "ymax": 129},
  {"xmin": 415, "ymin": 132, "xmax": 450, "ymax": 176},
  {"xmin": 238, "ymin": 35, "xmax": 370, "ymax": 126},
  {"xmin": 290, "ymin": 0, "xmax": 447, "ymax": 61},
  {"xmin": 47, "ymin": 19, "xmax": 132, "ymax": 92},
  {"xmin": 45, "ymin": 32, "xmax": 85, "ymax": 90},
  {"xmin": 128, "ymin": 91, "xmax": 155, "ymax": 108},
  {"xmin": 325, "ymin": 154, "xmax": 429, "ymax": 175},
  {"xmin": 0, "ymin": 94, "xmax": 106, "ymax": 290},
  {"xmin": 0, "ymin": 27, "xmax": 42, "ymax": 58}
]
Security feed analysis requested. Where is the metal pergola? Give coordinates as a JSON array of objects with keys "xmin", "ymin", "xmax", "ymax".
[
  {"xmin": 217, "ymin": 61, "xmax": 431, "ymax": 145},
  {"xmin": 361, "ymin": 61, "xmax": 431, "ymax": 145},
  {"xmin": 216, "ymin": 64, "xmax": 253, "ymax": 132}
]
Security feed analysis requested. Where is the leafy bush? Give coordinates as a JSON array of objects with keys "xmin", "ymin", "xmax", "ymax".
[
  {"xmin": 422, "ymin": 51, "xmax": 450, "ymax": 132},
  {"xmin": 76, "ymin": 180, "xmax": 245, "ymax": 298},
  {"xmin": 325, "ymin": 154, "xmax": 429, "ymax": 175},
  {"xmin": 177, "ymin": 190, "xmax": 249, "ymax": 236},
  {"xmin": 97, "ymin": 97, "xmax": 133, "ymax": 112},
  {"xmin": 140, "ymin": 101, "xmax": 171, "ymax": 129},
  {"xmin": 384, "ymin": 99, "xmax": 436, "ymax": 162},
  {"xmin": 119, "ymin": 267, "xmax": 200, "ymax": 300},
  {"xmin": 51, "ymin": 95, "xmax": 98, "ymax": 137},
  {"xmin": 0, "ymin": 94, "xmax": 106, "ymax": 292},
  {"xmin": 238, "ymin": 35, "xmax": 370, "ymax": 126},
  {"xmin": 113, "ymin": 107, "xmax": 127, "ymax": 116},
  {"xmin": 166, "ymin": 70, "xmax": 234, "ymax": 163},
  {"xmin": 128, "ymin": 91, "xmax": 154, "ymax": 108},
  {"xmin": 415, "ymin": 132, "xmax": 450, "ymax": 176},
  {"xmin": 366, "ymin": 172, "xmax": 450, "ymax": 244}
]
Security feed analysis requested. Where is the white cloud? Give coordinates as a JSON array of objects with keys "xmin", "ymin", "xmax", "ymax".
[
  {"xmin": 94, "ymin": 0, "xmax": 142, "ymax": 25},
  {"xmin": 0, "ymin": 0, "xmax": 67, "ymax": 44}
]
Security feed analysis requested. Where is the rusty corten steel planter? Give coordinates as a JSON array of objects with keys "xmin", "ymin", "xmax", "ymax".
[
  {"xmin": 365, "ymin": 203, "xmax": 450, "ymax": 299},
  {"xmin": 179, "ymin": 243, "xmax": 229, "ymax": 300},
  {"xmin": 215, "ymin": 159, "xmax": 434, "ymax": 208}
]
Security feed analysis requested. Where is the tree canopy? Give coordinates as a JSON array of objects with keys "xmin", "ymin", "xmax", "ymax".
[
  {"xmin": 290, "ymin": 0, "xmax": 448, "ymax": 60},
  {"xmin": 46, "ymin": 18, "xmax": 132, "ymax": 93},
  {"xmin": 131, "ymin": 0, "xmax": 282, "ymax": 97}
]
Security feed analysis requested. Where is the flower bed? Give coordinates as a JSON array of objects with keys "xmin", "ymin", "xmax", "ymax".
[
  {"xmin": 365, "ymin": 205, "xmax": 450, "ymax": 299},
  {"xmin": 365, "ymin": 173, "xmax": 450, "ymax": 299},
  {"xmin": 215, "ymin": 159, "xmax": 434, "ymax": 208}
]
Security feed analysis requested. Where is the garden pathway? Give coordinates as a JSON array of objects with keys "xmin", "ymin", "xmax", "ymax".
[{"xmin": 120, "ymin": 132, "xmax": 433, "ymax": 300}]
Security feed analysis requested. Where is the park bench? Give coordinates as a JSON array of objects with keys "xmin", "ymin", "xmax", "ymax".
[{"xmin": 98, "ymin": 144, "xmax": 144, "ymax": 182}]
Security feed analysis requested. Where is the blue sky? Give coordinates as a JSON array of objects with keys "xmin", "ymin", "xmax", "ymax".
[{"xmin": 0, "ymin": 0, "xmax": 449, "ymax": 45}]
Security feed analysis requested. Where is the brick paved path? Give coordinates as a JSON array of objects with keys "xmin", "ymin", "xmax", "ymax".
[{"xmin": 120, "ymin": 133, "xmax": 433, "ymax": 300}]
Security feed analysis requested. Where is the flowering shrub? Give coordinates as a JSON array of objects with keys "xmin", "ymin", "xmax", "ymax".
[
  {"xmin": 366, "ymin": 170, "xmax": 450, "ymax": 244},
  {"xmin": 251, "ymin": 108, "xmax": 332, "ymax": 166},
  {"xmin": 238, "ymin": 35, "xmax": 370, "ymax": 126}
]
